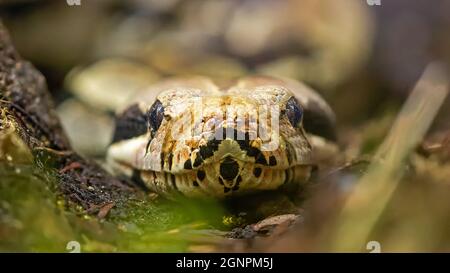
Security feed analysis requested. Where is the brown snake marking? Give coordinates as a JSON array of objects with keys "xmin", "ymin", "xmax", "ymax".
[{"xmin": 106, "ymin": 76, "xmax": 336, "ymax": 199}]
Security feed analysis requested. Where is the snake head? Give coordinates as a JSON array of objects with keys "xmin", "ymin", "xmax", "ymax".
[{"xmin": 107, "ymin": 76, "xmax": 335, "ymax": 198}]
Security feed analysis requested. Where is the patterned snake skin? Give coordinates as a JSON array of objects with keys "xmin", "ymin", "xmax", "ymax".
[{"xmin": 106, "ymin": 76, "xmax": 335, "ymax": 198}]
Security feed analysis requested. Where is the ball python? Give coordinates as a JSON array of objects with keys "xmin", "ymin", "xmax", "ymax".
[{"xmin": 107, "ymin": 75, "xmax": 336, "ymax": 198}]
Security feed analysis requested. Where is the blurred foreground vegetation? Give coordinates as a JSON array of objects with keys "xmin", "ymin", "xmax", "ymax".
[{"xmin": 0, "ymin": 130, "xmax": 226, "ymax": 252}]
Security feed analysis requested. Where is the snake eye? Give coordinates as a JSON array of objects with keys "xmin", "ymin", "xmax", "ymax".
[
  {"xmin": 148, "ymin": 99, "xmax": 165, "ymax": 136},
  {"xmin": 285, "ymin": 97, "xmax": 303, "ymax": 127}
]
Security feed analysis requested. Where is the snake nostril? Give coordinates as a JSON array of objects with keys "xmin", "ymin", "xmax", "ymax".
[
  {"xmin": 253, "ymin": 167, "xmax": 262, "ymax": 178},
  {"xmin": 219, "ymin": 156, "xmax": 239, "ymax": 181},
  {"xmin": 197, "ymin": 170, "xmax": 206, "ymax": 181}
]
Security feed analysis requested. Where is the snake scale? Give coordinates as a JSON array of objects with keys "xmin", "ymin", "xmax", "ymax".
[{"xmin": 106, "ymin": 75, "xmax": 336, "ymax": 198}]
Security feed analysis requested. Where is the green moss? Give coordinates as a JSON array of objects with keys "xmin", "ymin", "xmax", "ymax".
[{"xmin": 0, "ymin": 161, "xmax": 227, "ymax": 252}]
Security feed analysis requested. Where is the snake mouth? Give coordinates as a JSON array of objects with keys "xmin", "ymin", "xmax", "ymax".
[
  {"xmin": 133, "ymin": 161, "xmax": 313, "ymax": 199},
  {"xmin": 107, "ymin": 126, "xmax": 313, "ymax": 198}
]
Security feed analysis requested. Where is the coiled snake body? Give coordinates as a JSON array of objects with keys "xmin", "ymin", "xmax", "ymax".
[{"xmin": 107, "ymin": 76, "xmax": 336, "ymax": 198}]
